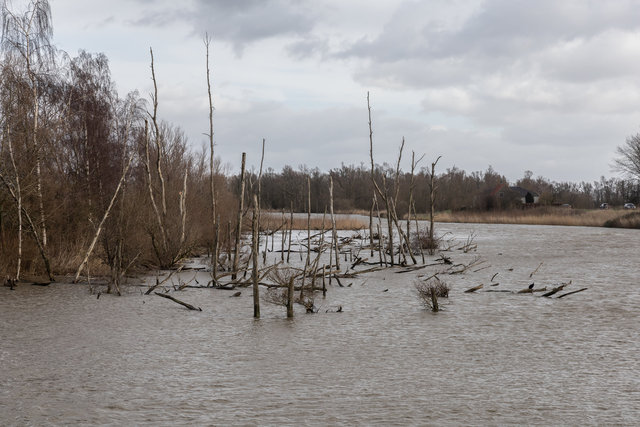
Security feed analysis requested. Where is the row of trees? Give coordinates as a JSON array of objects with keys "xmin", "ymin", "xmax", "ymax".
[{"xmin": 245, "ymin": 163, "xmax": 640, "ymax": 214}]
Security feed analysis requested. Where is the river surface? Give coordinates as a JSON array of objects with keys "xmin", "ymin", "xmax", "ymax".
[{"xmin": 1, "ymin": 223, "xmax": 639, "ymax": 425}]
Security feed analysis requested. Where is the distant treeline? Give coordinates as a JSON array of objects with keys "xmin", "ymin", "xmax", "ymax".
[{"xmin": 238, "ymin": 164, "xmax": 640, "ymax": 214}]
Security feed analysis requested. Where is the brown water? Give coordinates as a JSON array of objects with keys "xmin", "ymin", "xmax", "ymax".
[{"xmin": 1, "ymin": 223, "xmax": 639, "ymax": 425}]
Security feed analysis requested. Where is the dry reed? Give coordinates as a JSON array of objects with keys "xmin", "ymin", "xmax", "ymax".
[
  {"xmin": 260, "ymin": 212, "xmax": 368, "ymax": 231},
  {"xmin": 433, "ymin": 208, "xmax": 633, "ymax": 228}
]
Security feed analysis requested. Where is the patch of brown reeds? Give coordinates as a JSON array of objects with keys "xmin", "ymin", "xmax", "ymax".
[
  {"xmin": 434, "ymin": 207, "xmax": 633, "ymax": 228},
  {"xmin": 603, "ymin": 211, "xmax": 640, "ymax": 229},
  {"xmin": 260, "ymin": 213, "xmax": 368, "ymax": 231}
]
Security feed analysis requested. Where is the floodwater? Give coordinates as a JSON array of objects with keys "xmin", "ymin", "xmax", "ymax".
[{"xmin": 1, "ymin": 223, "xmax": 639, "ymax": 425}]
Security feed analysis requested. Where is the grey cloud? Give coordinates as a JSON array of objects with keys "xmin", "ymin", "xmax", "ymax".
[
  {"xmin": 342, "ymin": 0, "xmax": 640, "ymax": 61},
  {"xmin": 286, "ymin": 36, "xmax": 329, "ymax": 59},
  {"xmin": 131, "ymin": 0, "xmax": 318, "ymax": 53}
]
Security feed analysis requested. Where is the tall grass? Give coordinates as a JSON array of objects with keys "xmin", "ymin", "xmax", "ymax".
[{"xmin": 433, "ymin": 207, "xmax": 636, "ymax": 228}]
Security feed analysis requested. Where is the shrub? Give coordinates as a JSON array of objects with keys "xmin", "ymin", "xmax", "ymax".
[{"xmin": 415, "ymin": 276, "xmax": 450, "ymax": 312}]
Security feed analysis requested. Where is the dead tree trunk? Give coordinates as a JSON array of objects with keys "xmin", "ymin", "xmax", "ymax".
[
  {"xmin": 179, "ymin": 168, "xmax": 188, "ymax": 248},
  {"xmin": 329, "ymin": 176, "xmax": 340, "ymax": 272},
  {"xmin": 428, "ymin": 156, "xmax": 441, "ymax": 255},
  {"xmin": 251, "ymin": 194, "xmax": 260, "ymax": 318},
  {"xmin": 204, "ymin": 34, "xmax": 217, "ymax": 271},
  {"xmin": 232, "ymin": 152, "xmax": 246, "ymax": 280},
  {"xmin": 287, "ymin": 276, "xmax": 294, "ymax": 318},
  {"xmin": 287, "ymin": 201, "xmax": 293, "ymax": 263},
  {"xmin": 143, "ymin": 119, "xmax": 168, "ymax": 256},
  {"xmin": 369, "ymin": 199, "xmax": 374, "ymax": 257},
  {"xmin": 149, "ymin": 47, "xmax": 167, "ymax": 219}
]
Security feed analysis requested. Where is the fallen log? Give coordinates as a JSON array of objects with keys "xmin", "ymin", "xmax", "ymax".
[
  {"xmin": 154, "ymin": 292, "xmax": 202, "ymax": 311},
  {"xmin": 557, "ymin": 287, "xmax": 587, "ymax": 299},
  {"xmin": 541, "ymin": 283, "xmax": 568, "ymax": 298},
  {"xmin": 517, "ymin": 286, "xmax": 547, "ymax": 294},
  {"xmin": 464, "ymin": 283, "xmax": 483, "ymax": 293}
]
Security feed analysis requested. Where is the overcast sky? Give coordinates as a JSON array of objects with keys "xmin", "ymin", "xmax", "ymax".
[{"xmin": 47, "ymin": 0, "xmax": 640, "ymax": 182}]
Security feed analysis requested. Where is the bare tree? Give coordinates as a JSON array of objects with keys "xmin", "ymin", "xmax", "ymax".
[
  {"xmin": 614, "ymin": 133, "xmax": 640, "ymax": 180},
  {"xmin": 2, "ymin": 0, "xmax": 55, "ymax": 250},
  {"xmin": 204, "ymin": 33, "xmax": 217, "ymax": 274},
  {"xmin": 251, "ymin": 194, "xmax": 260, "ymax": 318},
  {"xmin": 232, "ymin": 152, "xmax": 246, "ymax": 280},
  {"xmin": 428, "ymin": 156, "xmax": 441, "ymax": 255}
]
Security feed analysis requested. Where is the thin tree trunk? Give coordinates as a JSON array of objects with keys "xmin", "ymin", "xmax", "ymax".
[
  {"xmin": 149, "ymin": 47, "xmax": 167, "ymax": 217},
  {"xmin": 329, "ymin": 176, "xmax": 340, "ymax": 272},
  {"xmin": 29, "ymin": 63, "xmax": 47, "ymax": 250},
  {"xmin": 251, "ymin": 194, "xmax": 260, "ymax": 318},
  {"xmin": 6, "ymin": 136, "xmax": 22, "ymax": 280},
  {"xmin": 143, "ymin": 120, "xmax": 168, "ymax": 254},
  {"xmin": 204, "ymin": 34, "xmax": 217, "ymax": 278},
  {"xmin": 428, "ymin": 156, "xmax": 442, "ymax": 255},
  {"xmin": 369, "ymin": 199, "xmax": 374, "ymax": 257},
  {"xmin": 232, "ymin": 152, "xmax": 246, "ymax": 280},
  {"xmin": 281, "ymin": 210, "xmax": 285, "ymax": 262},
  {"xmin": 213, "ymin": 214, "xmax": 220, "ymax": 283},
  {"xmin": 0, "ymin": 171, "xmax": 53, "ymax": 281},
  {"xmin": 287, "ymin": 276, "xmax": 294, "ymax": 318},
  {"xmin": 287, "ymin": 201, "xmax": 293, "ymax": 263},
  {"xmin": 413, "ymin": 201, "xmax": 425, "ymax": 264},
  {"xmin": 302, "ymin": 175, "xmax": 311, "ymax": 301},
  {"xmin": 179, "ymin": 168, "xmax": 188, "ymax": 248},
  {"xmin": 74, "ymin": 153, "xmax": 135, "ymax": 283}
]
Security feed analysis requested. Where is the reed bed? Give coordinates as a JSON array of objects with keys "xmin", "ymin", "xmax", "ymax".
[
  {"xmin": 433, "ymin": 208, "xmax": 635, "ymax": 228},
  {"xmin": 260, "ymin": 213, "xmax": 368, "ymax": 231}
]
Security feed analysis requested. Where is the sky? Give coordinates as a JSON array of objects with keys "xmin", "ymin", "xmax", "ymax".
[{"xmin": 44, "ymin": 0, "xmax": 640, "ymax": 182}]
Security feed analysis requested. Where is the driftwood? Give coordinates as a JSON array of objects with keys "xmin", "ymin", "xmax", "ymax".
[
  {"xmin": 154, "ymin": 292, "xmax": 202, "ymax": 311},
  {"xmin": 464, "ymin": 283, "xmax": 483, "ymax": 293},
  {"xmin": 557, "ymin": 287, "xmax": 587, "ymax": 299},
  {"xmin": 517, "ymin": 286, "xmax": 547, "ymax": 294},
  {"xmin": 541, "ymin": 281, "xmax": 571, "ymax": 297}
]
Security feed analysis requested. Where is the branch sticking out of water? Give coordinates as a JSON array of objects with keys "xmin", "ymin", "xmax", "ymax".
[
  {"xmin": 154, "ymin": 292, "xmax": 202, "ymax": 311},
  {"xmin": 529, "ymin": 262, "xmax": 543, "ymax": 278}
]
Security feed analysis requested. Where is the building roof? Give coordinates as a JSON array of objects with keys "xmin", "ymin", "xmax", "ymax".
[{"xmin": 509, "ymin": 186, "xmax": 539, "ymax": 197}]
